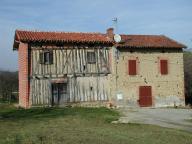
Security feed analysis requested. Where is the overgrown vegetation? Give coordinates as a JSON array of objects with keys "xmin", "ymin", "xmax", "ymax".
[
  {"xmin": 184, "ymin": 51, "xmax": 192, "ymax": 104},
  {"xmin": 0, "ymin": 71, "xmax": 18, "ymax": 102},
  {"xmin": 0, "ymin": 104, "xmax": 192, "ymax": 144}
]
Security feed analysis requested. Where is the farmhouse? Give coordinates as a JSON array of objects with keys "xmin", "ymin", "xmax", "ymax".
[{"xmin": 13, "ymin": 28, "xmax": 186, "ymax": 108}]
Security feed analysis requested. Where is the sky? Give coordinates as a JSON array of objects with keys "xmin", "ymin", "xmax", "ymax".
[{"xmin": 0, "ymin": 0, "xmax": 192, "ymax": 71}]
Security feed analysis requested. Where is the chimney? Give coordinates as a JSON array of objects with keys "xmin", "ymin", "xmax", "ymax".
[{"xmin": 106, "ymin": 28, "xmax": 114, "ymax": 40}]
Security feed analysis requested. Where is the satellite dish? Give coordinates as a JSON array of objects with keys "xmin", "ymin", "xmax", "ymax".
[{"xmin": 114, "ymin": 34, "xmax": 121, "ymax": 43}]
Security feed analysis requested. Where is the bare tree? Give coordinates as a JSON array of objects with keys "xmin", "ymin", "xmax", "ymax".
[
  {"xmin": 0, "ymin": 71, "xmax": 18, "ymax": 102},
  {"xmin": 184, "ymin": 51, "xmax": 192, "ymax": 105}
]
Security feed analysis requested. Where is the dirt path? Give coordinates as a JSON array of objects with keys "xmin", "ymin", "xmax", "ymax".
[{"xmin": 117, "ymin": 108, "xmax": 192, "ymax": 132}]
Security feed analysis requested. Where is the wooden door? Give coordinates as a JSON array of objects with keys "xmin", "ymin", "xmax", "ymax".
[
  {"xmin": 139, "ymin": 86, "xmax": 152, "ymax": 107},
  {"xmin": 52, "ymin": 83, "xmax": 68, "ymax": 106}
]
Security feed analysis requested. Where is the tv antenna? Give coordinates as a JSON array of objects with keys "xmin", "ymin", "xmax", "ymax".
[
  {"xmin": 112, "ymin": 17, "xmax": 118, "ymax": 34},
  {"xmin": 112, "ymin": 17, "xmax": 121, "ymax": 43}
]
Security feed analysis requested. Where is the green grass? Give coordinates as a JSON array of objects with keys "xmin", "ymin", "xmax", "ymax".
[{"xmin": 0, "ymin": 103, "xmax": 192, "ymax": 144}]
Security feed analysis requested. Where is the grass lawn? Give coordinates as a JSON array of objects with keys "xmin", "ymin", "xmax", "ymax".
[{"xmin": 0, "ymin": 103, "xmax": 192, "ymax": 144}]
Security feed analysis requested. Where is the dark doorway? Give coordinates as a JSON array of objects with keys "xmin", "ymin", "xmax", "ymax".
[
  {"xmin": 51, "ymin": 83, "xmax": 68, "ymax": 106},
  {"xmin": 139, "ymin": 86, "xmax": 152, "ymax": 107}
]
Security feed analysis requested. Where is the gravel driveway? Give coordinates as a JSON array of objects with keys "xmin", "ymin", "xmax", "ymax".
[{"xmin": 117, "ymin": 108, "xmax": 192, "ymax": 132}]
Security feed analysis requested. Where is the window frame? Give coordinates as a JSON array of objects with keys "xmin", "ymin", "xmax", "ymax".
[
  {"xmin": 87, "ymin": 51, "xmax": 96, "ymax": 64},
  {"xmin": 39, "ymin": 50, "xmax": 53, "ymax": 65}
]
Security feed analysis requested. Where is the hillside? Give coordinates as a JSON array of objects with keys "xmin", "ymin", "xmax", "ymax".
[{"xmin": 0, "ymin": 106, "xmax": 192, "ymax": 144}]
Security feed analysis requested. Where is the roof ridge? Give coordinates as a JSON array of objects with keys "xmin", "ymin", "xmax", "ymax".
[{"xmin": 16, "ymin": 29, "xmax": 105, "ymax": 35}]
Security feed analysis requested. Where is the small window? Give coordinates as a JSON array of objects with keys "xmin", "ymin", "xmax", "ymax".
[
  {"xmin": 160, "ymin": 59, "xmax": 168, "ymax": 75},
  {"xmin": 40, "ymin": 51, "xmax": 53, "ymax": 64},
  {"xmin": 128, "ymin": 60, "xmax": 137, "ymax": 75},
  {"xmin": 87, "ymin": 52, "xmax": 96, "ymax": 64}
]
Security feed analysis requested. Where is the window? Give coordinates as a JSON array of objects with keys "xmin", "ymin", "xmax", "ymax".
[
  {"xmin": 128, "ymin": 60, "xmax": 137, "ymax": 75},
  {"xmin": 87, "ymin": 52, "xmax": 96, "ymax": 64},
  {"xmin": 160, "ymin": 59, "xmax": 168, "ymax": 75},
  {"xmin": 40, "ymin": 51, "xmax": 53, "ymax": 64}
]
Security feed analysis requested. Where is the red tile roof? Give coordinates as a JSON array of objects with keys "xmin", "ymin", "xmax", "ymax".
[
  {"xmin": 119, "ymin": 34, "xmax": 186, "ymax": 48},
  {"xmin": 15, "ymin": 30, "xmax": 111, "ymax": 44},
  {"xmin": 13, "ymin": 30, "xmax": 186, "ymax": 49}
]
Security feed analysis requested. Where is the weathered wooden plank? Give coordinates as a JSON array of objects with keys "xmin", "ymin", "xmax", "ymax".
[
  {"xmin": 61, "ymin": 49, "xmax": 65, "ymax": 74},
  {"xmin": 54, "ymin": 49, "xmax": 57, "ymax": 75}
]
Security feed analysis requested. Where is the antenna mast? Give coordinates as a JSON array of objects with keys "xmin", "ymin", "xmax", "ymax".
[{"xmin": 112, "ymin": 17, "xmax": 118, "ymax": 34}]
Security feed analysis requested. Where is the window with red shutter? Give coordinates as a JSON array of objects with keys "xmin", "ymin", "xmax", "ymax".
[
  {"xmin": 128, "ymin": 60, "xmax": 137, "ymax": 75},
  {"xmin": 160, "ymin": 59, "xmax": 168, "ymax": 75}
]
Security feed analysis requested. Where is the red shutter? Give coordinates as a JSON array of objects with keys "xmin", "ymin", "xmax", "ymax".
[
  {"xmin": 128, "ymin": 60, "xmax": 137, "ymax": 75},
  {"xmin": 160, "ymin": 60, "xmax": 168, "ymax": 75}
]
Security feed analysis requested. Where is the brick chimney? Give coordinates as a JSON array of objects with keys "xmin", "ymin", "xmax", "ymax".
[{"xmin": 106, "ymin": 28, "xmax": 114, "ymax": 40}]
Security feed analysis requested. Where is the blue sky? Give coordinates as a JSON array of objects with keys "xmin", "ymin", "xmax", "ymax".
[{"xmin": 0, "ymin": 0, "xmax": 192, "ymax": 71}]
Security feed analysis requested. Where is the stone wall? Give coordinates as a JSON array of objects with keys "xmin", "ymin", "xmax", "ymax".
[{"xmin": 109, "ymin": 47, "xmax": 185, "ymax": 107}]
